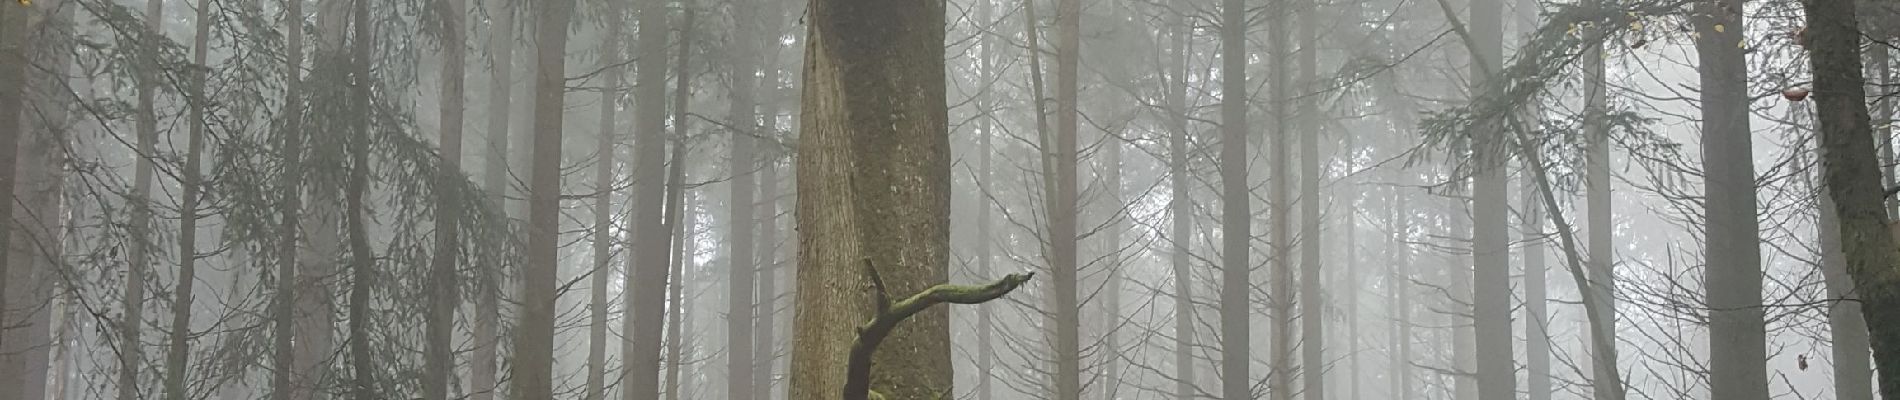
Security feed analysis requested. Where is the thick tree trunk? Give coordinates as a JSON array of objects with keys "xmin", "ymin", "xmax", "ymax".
[
  {"xmin": 1800, "ymin": 0, "xmax": 1900, "ymax": 397},
  {"xmin": 785, "ymin": 0, "xmax": 953, "ymax": 397},
  {"xmin": 622, "ymin": 0, "xmax": 672, "ymax": 396},
  {"xmin": 586, "ymin": 4, "xmax": 624, "ymax": 399},
  {"xmin": 1523, "ymin": 167, "xmax": 1551, "ymax": 400},
  {"xmin": 519, "ymin": 0, "xmax": 573, "ymax": 396},
  {"xmin": 2, "ymin": 1, "xmax": 72, "ymax": 397},
  {"xmin": 1220, "ymin": 0, "xmax": 1253, "ymax": 395},
  {"xmin": 662, "ymin": 10, "xmax": 693, "ymax": 400},
  {"xmin": 0, "ymin": 0, "xmax": 25, "ymax": 363},
  {"xmin": 426, "ymin": 0, "xmax": 469, "ymax": 397},
  {"xmin": 1696, "ymin": 0, "xmax": 1768, "ymax": 397},
  {"xmin": 164, "ymin": 1, "xmax": 216, "ymax": 397}
]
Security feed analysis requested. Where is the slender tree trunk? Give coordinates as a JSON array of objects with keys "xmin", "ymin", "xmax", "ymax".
[
  {"xmin": 346, "ymin": 0, "xmax": 378, "ymax": 397},
  {"xmin": 426, "ymin": 0, "xmax": 469, "ymax": 396},
  {"xmin": 164, "ymin": 0, "xmax": 216, "ymax": 397},
  {"xmin": 976, "ymin": 1, "xmax": 998, "ymax": 398},
  {"xmin": 271, "ymin": 0, "xmax": 310, "ymax": 396},
  {"xmin": 1578, "ymin": 0, "xmax": 1618, "ymax": 397},
  {"xmin": 1297, "ymin": 10, "xmax": 1324, "ymax": 400},
  {"xmin": 1696, "ymin": 0, "xmax": 1768, "ymax": 397},
  {"xmin": 753, "ymin": 32, "xmax": 787, "ymax": 396},
  {"xmin": 785, "ymin": 0, "xmax": 954, "ymax": 396},
  {"xmin": 1514, "ymin": 1, "xmax": 1551, "ymax": 399},
  {"xmin": 1387, "ymin": 183, "xmax": 1411, "ymax": 400},
  {"xmin": 1268, "ymin": 0, "xmax": 1293, "ymax": 397},
  {"xmin": 520, "ymin": 0, "xmax": 574, "ymax": 395},
  {"xmin": 1050, "ymin": 0, "xmax": 1082, "ymax": 395},
  {"xmin": 586, "ymin": 4, "xmax": 625, "ymax": 399},
  {"xmin": 725, "ymin": 1, "xmax": 762, "ymax": 397},
  {"xmin": 472, "ymin": 0, "xmax": 514, "ymax": 397},
  {"xmin": 1800, "ymin": 0, "xmax": 1900, "ymax": 397},
  {"xmin": 1167, "ymin": 12, "xmax": 1196, "ymax": 399},
  {"xmin": 662, "ymin": 9, "xmax": 694, "ymax": 400},
  {"xmin": 123, "ymin": 0, "xmax": 170, "ymax": 395},
  {"xmin": 1220, "ymin": 0, "xmax": 1253, "ymax": 395}
]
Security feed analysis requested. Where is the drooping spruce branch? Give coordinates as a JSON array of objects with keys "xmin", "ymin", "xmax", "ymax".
[{"xmin": 843, "ymin": 258, "xmax": 1033, "ymax": 400}]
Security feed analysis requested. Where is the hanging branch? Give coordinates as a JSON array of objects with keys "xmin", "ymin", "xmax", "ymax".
[{"xmin": 843, "ymin": 258, "xmax": 1033, "ymax": 400}]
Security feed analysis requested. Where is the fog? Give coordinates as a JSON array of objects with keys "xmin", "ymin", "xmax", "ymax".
[{"xmin": 0, "ymin": 0, "xmax": 1894, "ymax": 398}]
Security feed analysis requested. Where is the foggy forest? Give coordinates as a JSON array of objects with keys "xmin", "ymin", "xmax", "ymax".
[{"xmin": 0, "ymin": 0, "xmax": 1898, "ymax": 397}]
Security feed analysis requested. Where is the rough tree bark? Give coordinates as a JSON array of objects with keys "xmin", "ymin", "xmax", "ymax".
[
  {"xmin": 1800, "ymin": 0, "xmax": 1900, "ymax": 397},
  {"xmin": 270, "ymin": 0, "xmax": 310, "ymax": 396},
  {"xmin": 785, "ymin": 0, "xmax": 955, "ymax": 397}
]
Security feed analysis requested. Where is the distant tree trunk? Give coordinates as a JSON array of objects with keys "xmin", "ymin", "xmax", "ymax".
[
  {"xmin": 1448, "ymin": 171, "xmax": 1474, "ymax": 400},
  {"xmin": 1386, "ymin": 184, "xmax": 1411, "ymax": 400},
  {"xmin": 1515, "ymin": 1, "xmax": 1551, "ymax": 398},
  {"xmin": 1578, "ymin": 0, "xmax": 1618, "ymax": 397},
  {"xmin": 1166, "ymin": 11, "xmax": 1197, "ymax": 399},
  {"xmin": 1800, "ymin": 0, "xmax": 1900, "ymax": 396},
  {"xmin": 294, "ymin": 3, "xmax": 352, "ymax": 397},
  {"xmin": 270, "ymin": 0, "xmax": 310, "ymax": 395},
  {"xmin": 1050, "ymin": 0, "xmax": 1082, "ymax": 395},
  {"xmin": 784, "ymin": 0, "xmax": 954, "ymax": 397},
  {"xmin": 1522, "ymin": 167, "xmax": 1551, "ymax": 400},
  {"xmin": 1297, "ymin": 9, "xmax": 1324, "ymax": 400},
  {"xmin": 1815, "ymin": 151, "xmax": 1871, "ymax": 400},
  {"xmin": 662, "ymin": 9, "xmax": 694, "ymax": 400},
  {"xmin": 725, "ymin": 0, "xmax": 762, "ymax": 397},
  {"xmin": 426, "ymin": 0, "xmax": 470, "ymax": 396},
  {"xmin": 519, "ymin": 0, "xmax": 574, "ymax": 396},
  {"xmin": 1220, "ymin": 0, "xmax": 1253, "ymax": 395},
  {"xmin": 164, "ymin": 1, "xmax": 216, "ymax": 397},
  {"xmin": 586, "ymin": 3, "xmax": 625, "ymax": 399},
  {"xmin": 753, "ymin": 24, "xmax": 788, "ymax": 395},
  {"xmin": 123, "ymin": 0, "xmax": 170, "ymax": 395},
  {"xmin": 1468, "ymin": 0, "xmax": 1511, "ymax": 395},
  {"xmin": 1099, "ymin": 125, "xmax": 1127, "ymax": 400},
  {"xmin": 346, "ymin": 0, "xmax": 378, "ymax": 397},
  {"xmin": 472, "ymin": 0, "xmax": 515, "ymax": 397},
  {"xmin": 1268, "ymin": 0, "xmax": 1293, "ymax": 397},
  {"xmin": 976, "ymin": 1, "xmax": 999, "ymax": 399},
  {"xmin": 1696, "ymin": 0, "xmax": 1767, "ymax": 397}
]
